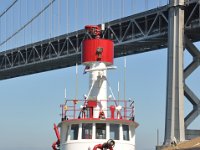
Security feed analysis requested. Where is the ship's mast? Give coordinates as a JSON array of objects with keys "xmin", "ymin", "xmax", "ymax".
[{"xmin": 82, "ymin": 25, "xmax": 114, "ymax": 118}]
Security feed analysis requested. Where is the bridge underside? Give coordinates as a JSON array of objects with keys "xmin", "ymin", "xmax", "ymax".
[{"xmin": 0, "ymin": 1, "xmax": 200, "ymax": 80}]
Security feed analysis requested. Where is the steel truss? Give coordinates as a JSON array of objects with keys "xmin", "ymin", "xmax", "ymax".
[
  {"xmin": 0, "ymin": 0, "xmax": 200, "ymax": 80},
  {"xmin": 184, "ymin": 35, "xmax": 200, "ymax": 139},
  {"xmin": 0, "ymin": 4, "xmax": 170, "ymax": 80}
]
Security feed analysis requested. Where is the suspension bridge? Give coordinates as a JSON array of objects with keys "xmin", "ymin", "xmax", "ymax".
[{"xmin": 0, "ymin": 0, "xmax": 200, "ymax": 148}]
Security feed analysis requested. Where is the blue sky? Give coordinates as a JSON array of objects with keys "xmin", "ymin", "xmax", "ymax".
[{"xmin": 0, "ymin": 0, "xmax": 199, "ymax": 150}]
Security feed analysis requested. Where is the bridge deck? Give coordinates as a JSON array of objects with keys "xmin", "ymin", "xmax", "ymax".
[{"xmin": 0, "ymin": 0, "xmax": 200, "ymax": 80}]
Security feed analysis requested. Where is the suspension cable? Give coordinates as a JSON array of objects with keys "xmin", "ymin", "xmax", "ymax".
[
  {"xmin": 0, "ymin": 0, "xmax": 18, "ymax": 18},
  {"xmin": 0, "ymin": 0, "xmax": 56, "ymax": 47}
]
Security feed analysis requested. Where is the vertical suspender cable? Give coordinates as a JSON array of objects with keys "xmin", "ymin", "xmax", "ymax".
[
  {"xmin": 121, "ymin": 0, "xmax": 124, "ymax": 19},
  {"xmin": 49, "ymin": 0, "xmax": 51, "ymax": 38},
  {"xmin": 132, "ymin": 0, "xmax": 135, "ymax": 14},
  {"xmin": 18, "ymin": 0, "xmax": 20, "ymax": 47},
  {"xmin": 13, "ymin": 2, "xmax": 15, "ymax": 48},
  {"xmin": 87, "ymin": 0, "xmax": 89, "ymax": 24},
  {"xmin": 0, "ymin": 15, "xmax": 2, "ymax": 48},
  {"xmin": 145, "ymin": 0, "xmax": 148, "ymax": 10},
  {"xmin": 75, "ymin": 0, "xmax": 77, "ymax": 31},
  {"xmin": 5, "ymin": 5, "xmax": 7, "ymax": 50},
  {"xmin": 31, "ymin": 1, "xmax": 33, "ymax": 44},
  {"xmin": 16, "ymin": 0, "xmax": 21, "ymax": 46},
  {"xmin": 101, "ymin": 0, "xmax": 103, "ymax": 23},
  {"xmin": 158, "ymin": 0, "xmax": 161, "ymax": 6},
  {"xmin": 50, "ymin": 1, "xmax": 53, "ymax": 38},
  {"xmin": 66, "ymin": 0, "xmax": 69, "ymax": 34},
  {"xmin": 24, "ymin": 0, "xmax": 27, "ymax": 45},
  {"xmin": 112, "ymin": 0, "xmax": 114, "ymax": 20},
  {"xmin": 37, "ymin": 0, "xmax": 39, "ymax": 41},
  {"xmin": 96, "ymin": 0, "xmax": 99, "ymax": 24},
  {"xmin": 58, "ymin": 0, "xmax": 61, "ymax": 36},
  {"xmin": 40, "ymin": 0, "xmax": 42, "ymax": 41}
]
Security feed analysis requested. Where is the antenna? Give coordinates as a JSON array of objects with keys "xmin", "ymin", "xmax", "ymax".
[
  {"xmin": 118, "ymin": 81, "xmax": 120, "ymax": 104},
  {"xmin": 124, "ymin": 56, "xmax": 126, "ymax": 100},
  {"xmin": 64, "ymin": 88, "xmax": 67, "ymax": 101},
  {"xmin": 75, "ymin": 63, "xmax": 78, "ymax": 100},
  {"xmin": 157, "ymin": 128, "xmax": 159, "ymax": 146}
]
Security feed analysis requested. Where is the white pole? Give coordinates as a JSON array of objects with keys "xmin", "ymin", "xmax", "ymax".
[
  {"xmin": 64, "ymin": 88, "xmax": 67, "ymax": 100},
  {"xmin": 118, "ymin": 81, "xmax": 120, "ymax": 102},
  {"xmin": 124, "ymin": 57, "xmax": 126, "ymax": 100},
  {"xmin": 75, "ymin": 63, "xmax": 78, "ymax": 99}
]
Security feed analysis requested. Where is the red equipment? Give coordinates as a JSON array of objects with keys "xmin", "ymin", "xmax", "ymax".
[
  {"xmin": 82, "ymin": 25, "xmax": 114, "ymax": 65},
  {"xmin": 93, "ymin": 139, "xmax": 115, "ymax": 150},
  {"xmin": 52, "ymin": 123, "xmax": 60, "ymax": 150}
]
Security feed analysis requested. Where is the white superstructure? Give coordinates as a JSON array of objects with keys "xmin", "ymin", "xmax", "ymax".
[{"xmin": 52, "ymin": 25, "xmax": 138, "ymax": 150}]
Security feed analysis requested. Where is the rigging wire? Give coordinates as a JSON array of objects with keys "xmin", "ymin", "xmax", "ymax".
[{"xmin": 0, "ymin": 0, "xmax": 56, "ymax": 47}]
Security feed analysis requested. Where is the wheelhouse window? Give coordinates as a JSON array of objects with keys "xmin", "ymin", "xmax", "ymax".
[
  {"xmin": 110, "ymin": 124, "xmax": 119, "ymax": 140},
  {"xmin": 82, "ymin": 123, "xmax": 92, "ymax": 139},
  {"xmin": 70, "ymin": 124, "xmax": 79, "ymax": 140},
  {"xmin": 96, "ymin": 123, "xmax": 106, "ymax": 139},
  {"xmin": 122, "ymin": 124, "xmax": 129, "ymax": 141}
]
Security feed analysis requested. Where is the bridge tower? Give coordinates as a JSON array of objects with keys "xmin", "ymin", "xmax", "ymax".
[{"xmin": 164, "ymin": 0, "xmax": 200, "ymax": 146}]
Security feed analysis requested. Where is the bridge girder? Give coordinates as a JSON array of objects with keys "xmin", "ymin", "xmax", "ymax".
[{"xmin": 0, "ymin": 0, "xmax": 200, "ymax": 80}]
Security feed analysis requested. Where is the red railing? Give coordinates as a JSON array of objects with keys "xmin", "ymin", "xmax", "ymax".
[{"xmin": 60, "ymin": 99, "xmax": 135, "ymax": 121}]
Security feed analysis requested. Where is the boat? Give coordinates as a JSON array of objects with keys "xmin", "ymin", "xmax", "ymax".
[{"xmin": 52, "ymin": 25, "xmax": 139, "ymax": 150}]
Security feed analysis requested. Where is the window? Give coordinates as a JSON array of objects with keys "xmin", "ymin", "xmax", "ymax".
[
  {"xmin": 82, "ymin": 123, "xmax": 92, "ymax": 139},
  {"xmin": 110, "ymin": 124, "xmax": 119, "ymax": 140},
  {"xmin": 122, "ymin": 125, "xmax": 129, "ymax": 140},
  {"xmin": 96, "ymin": 123, "xmax": 106, "ymax": 139},
  {"xmin": 70, "ymin": 124, "xmax": 79, "ymax": 140}
]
